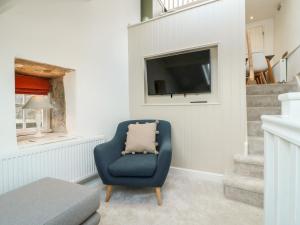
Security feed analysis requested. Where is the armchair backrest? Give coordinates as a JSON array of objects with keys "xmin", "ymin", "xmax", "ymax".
[{"xmin": 113, "ymin": 120, "xmax": 171, "ymax": 152}]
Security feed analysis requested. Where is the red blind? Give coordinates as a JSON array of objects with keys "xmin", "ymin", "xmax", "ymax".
[{"xmin": 15, "ymin": 74, "xmax": 51, "ymax": 95}]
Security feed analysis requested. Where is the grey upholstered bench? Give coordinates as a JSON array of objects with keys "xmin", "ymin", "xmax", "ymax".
[{"xmin": 0, "ymin": 178, "xmax": 100, "ymax": 225}]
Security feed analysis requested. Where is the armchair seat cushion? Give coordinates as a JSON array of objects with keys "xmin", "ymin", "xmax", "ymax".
[{"xmin": 108, "ymin": 154, "xmax": 158, "ymax": 177}]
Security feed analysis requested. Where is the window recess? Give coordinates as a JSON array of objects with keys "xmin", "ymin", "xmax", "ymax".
[{"xmin": 14, "ymin": 58, "xmax": 75, "ymax": 139}]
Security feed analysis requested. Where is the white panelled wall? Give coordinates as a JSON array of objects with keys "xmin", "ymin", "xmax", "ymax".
[
  {"xmin": 262, "ymin": 92, "xmax": 300, "ymax": 225},
  {"xmin": 128, "ymin": 0, "xmax": 246, "ymax": 173}
]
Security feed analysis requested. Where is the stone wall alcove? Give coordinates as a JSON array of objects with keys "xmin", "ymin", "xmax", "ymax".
[{"xmin": 50, "ymin": 77, "xmax": 67, "ymax": 132}]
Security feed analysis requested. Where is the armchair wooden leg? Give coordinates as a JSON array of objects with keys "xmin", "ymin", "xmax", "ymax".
[
  {"xmin": 155, "ymin": 187, "xmax": 162, "ymax": 206},
  {"xmin": 105, "ymin": 185, "xmax": 113, "ymax": 202}
]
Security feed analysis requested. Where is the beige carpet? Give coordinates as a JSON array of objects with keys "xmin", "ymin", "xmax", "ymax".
[{"xmin": 96, "ymin": 169, "xmax": 263, "ymax": 225}]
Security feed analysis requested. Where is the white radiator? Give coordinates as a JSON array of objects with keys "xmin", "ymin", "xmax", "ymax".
[
  {"xmin": 272, "ymin": 59, "xmax": 287, "ymax": 82},
  {"xmin": 0, "ymin": 136, "xmax": 105, "ymax": 195}
]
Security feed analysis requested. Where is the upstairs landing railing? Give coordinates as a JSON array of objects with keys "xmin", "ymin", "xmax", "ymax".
[{"xmin": 160, "ymin": 0, "xmax": 200, "ymax": 11}]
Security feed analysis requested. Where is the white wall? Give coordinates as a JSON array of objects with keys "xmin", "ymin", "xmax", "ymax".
[
  {"xmin": 274, "ymin": 0, "xmax": 300, "ymax": 67},
  {"xmin": 246, "ymin": 18, "xmax": 274, "ymax": 56},
  {"xmin": 128, "ymin": 0, "xmax": 246, "ymax": 173},
  {"xmin": 0, "ymin": 0, "xmax": 140, "ymax": 154}
]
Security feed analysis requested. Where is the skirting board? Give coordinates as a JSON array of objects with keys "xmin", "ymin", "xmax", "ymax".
[
  {"xmin": 83, "ymin": 167, "xmax": 224, "ymax": 187},
  {"xmin": 170, "ymin": 167, "xmax": 224, "ymax": 184}
]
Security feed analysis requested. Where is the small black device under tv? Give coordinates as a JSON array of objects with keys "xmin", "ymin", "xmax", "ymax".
[{"xmin": 146, "ymin": 49, "xmax": 211, "ymax": 96}]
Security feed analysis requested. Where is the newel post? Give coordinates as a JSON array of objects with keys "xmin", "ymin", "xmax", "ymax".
[{"xmin": 278, "ymin": 92, "xmax": 300, "ymax": 120}]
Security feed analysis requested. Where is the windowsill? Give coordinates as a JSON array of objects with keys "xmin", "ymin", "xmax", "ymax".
[
  {"xmin": 17, "ymin": 128, "xmax": 52, "ymax": 137},
  {"xmin": 17, "ymin": 132, "xmax": 78, "ymax": 148}
]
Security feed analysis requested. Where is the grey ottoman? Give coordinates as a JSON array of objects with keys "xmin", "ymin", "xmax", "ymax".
[{"xmin": 0, "ymin": 178, "xmax": 100, "ymax": 225}]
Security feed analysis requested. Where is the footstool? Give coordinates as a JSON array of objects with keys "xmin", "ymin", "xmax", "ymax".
[{"xmin": 0, "ymin": 178, "xmax": 100, "ymax": 225}]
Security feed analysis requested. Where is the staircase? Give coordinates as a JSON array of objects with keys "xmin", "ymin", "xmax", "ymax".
[{"xmin": 224, "ymin": 82, "xmax": 299, "ymax": 208}]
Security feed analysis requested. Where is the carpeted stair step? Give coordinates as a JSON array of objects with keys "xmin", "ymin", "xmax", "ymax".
[
  {"xmin": 247, "ymin": 95, "xmax": 280, "ymax": 107},
  {"xmin": 248, "ymin": 136, "xmax": 264, "ymax": 155},
  {"xmin": 224, "ymin": 174, "xmax": 264, "ymax": 208},
  {"xmin": 234, "ymin": 154, "xmax": 264, "ymax": 178},
  {"xmin": 223, "ymin": 82, "xmax": 299, "ymax": 207},
  {"xmin": 247, "ymin": 107, "xmax": 280, "ymax": 121},
  {"xmin": 248, "ymin": 121, "xmax": 263, "ymax": 137},
  {"xmin": 247, "ymin": 83, "xmax": 299, "ymax": 95}
]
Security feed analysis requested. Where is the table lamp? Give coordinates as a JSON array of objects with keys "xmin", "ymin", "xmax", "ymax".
[{"xmin": 22, "ymin": 96, "xmax": 53, "ymax": 137}]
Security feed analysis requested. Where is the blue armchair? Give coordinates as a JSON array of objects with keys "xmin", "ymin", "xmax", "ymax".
[{"xmin": 94, "ymin": 120, "xmax": 172, "ymax": 205}]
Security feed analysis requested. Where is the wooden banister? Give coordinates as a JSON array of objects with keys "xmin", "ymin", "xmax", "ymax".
[{"xmin": 246, "ymin": 31, "xmax": 256, "ymax": 85}]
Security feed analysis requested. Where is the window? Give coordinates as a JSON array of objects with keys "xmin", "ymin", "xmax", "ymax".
[{"xmin": 15, "ymin": 94, "xmax": 50, "ymax": 134}]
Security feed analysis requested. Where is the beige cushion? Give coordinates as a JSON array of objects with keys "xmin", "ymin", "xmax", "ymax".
[{"xmin": 124, "ymin": 123, "xmax": 157, "ymax": 154}]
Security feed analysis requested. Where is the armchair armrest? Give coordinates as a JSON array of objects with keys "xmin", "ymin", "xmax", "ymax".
[
  {"xmin": 94, "ymin": 137, "xmax": 123, "ymax": 183},
  {"xmin": 157, "ymin": 140, "xmax": 172, "ymax": 166},
  {"xmin": 154, "ymin": 136, "xmax": 172, "ymax": 187}
]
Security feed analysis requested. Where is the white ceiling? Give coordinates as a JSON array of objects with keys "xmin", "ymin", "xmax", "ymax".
[{"xmin": 246, "ymin": 0, "xmax": 281, "ymax": 23}]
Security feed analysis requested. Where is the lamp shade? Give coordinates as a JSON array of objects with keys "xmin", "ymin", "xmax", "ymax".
[{"xmin": 22, "ymin": 96, "xmax": 53, "ymax": 109}]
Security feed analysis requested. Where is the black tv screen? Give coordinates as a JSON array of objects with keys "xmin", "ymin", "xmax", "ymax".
[{"xmin": 146, "ymin": 49, "xmax": 211, "ymax": 95}]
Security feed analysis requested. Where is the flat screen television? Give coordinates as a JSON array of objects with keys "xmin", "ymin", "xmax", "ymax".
[{"xmin": 146, "ymin": 49, "xmax": 211, "ymax": 95}]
